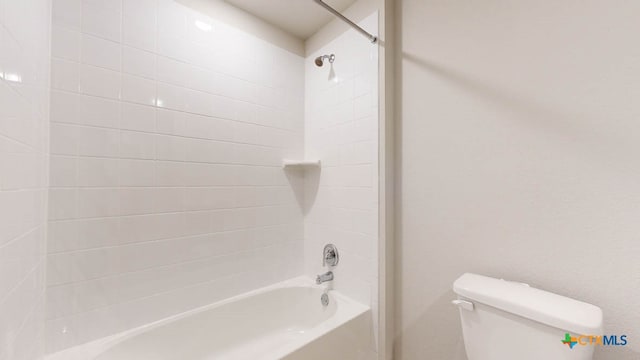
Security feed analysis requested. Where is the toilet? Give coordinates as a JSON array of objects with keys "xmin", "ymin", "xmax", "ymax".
[{"xmin": 453, "ymin": 273, "xmax": 603, "ymax": 360}]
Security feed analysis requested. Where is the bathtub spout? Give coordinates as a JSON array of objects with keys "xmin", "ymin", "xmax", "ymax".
[{"xmin": 316, "ymin": 271, "xmax": 334, "ymax": 284}]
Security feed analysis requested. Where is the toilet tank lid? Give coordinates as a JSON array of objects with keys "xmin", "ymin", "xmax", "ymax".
[{"xmin": 453, "ymin": 273, "xmax": 602, "ymax": 335}]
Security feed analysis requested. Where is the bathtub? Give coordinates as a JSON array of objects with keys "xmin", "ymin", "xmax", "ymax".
[{"xmin": 46, "ymin": 277, "xmax": 373, "ymax": 360}]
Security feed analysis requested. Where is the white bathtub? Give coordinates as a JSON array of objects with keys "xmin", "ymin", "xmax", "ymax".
[{"xmin": 46, "ymin": 277, "xmax": 373, "ymax": 360}]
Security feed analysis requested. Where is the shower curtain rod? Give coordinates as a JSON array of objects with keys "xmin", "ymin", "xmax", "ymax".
[{"xmin": 313, "ymin": 0, "xmax": 378, "ymax": 44}]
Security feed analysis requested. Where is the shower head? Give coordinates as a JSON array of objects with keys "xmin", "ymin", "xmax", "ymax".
[{"xmin": 314, "ymin": 54, "xmax": 335, "ymax": 67}]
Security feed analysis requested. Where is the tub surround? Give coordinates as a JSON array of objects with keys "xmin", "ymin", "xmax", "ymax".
[
  {"xmin": 46, "ymin": 0, "xmax": 381, "ymax": 356},
  {"xmin": 46, "ymin": 0, "xmax": 305, "ymax": 353}
]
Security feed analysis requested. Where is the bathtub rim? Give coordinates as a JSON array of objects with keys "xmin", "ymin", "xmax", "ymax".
[{"xmin": 45, "ymin": 276, "xmax": 370, "ymax": 360}]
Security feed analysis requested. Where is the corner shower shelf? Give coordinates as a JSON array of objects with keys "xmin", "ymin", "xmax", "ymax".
[{"xmin": 282, "ymin": 159, "xmax": 321, "ymax": 169}]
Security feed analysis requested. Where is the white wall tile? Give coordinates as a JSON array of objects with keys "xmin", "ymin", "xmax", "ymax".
[
  {"xmin": 50, "ymin": 156, "xmax": 78, "ymax": 187},
  {"xmin": 84, "ymin": 0, "xmax": 121, "ymax": 13},
  {"xmin": 50, "ymin": 90, "xmax": 78, "ymax": 124},
  {"xmin": 119, "ymin": 130, "xmax": 155, "ymax": 159},
  {"xmin": 81, "ymin": 34, "xmax": 121, "ymax": 71},
  {"xmin": 153, "ymin": 188, "xmax": 185, "ymax": 213},
  {"xmin": 122, "ymin": 15, "xmax": 156, "ymax": 52},
  {"xmin": 157, "ymin": 1, "xmax": 186, "ymax": 39},
  {"xmin": 48, "ymin": 218, "xmax": 120, "ymax": 254},
  {"xmin": 155, "ymin": 82, "xmax": 185, "ymax": 111},
  {"xmin": 51, "ymin": 59, "xmax": 79, "ymax": 92},
  {"xmin": 79, "ymin": 65, "xmax": 121, "ymax": 99},
  {"xmin": 51, "ymin": 91, "xmax": 121, "ymax": 128},
  {"xmin": 50, "ymin": 123, "xmax": 79, "ymax": 155},
  {"xmin": 151, "ymin": 159, "xmax": 182, "ymax": 186},
  {"xmin": 119, "ymin": 188, "xmax": 155, "ymax": 215},
  {"xmin": 122, "ymin": 47, "xmax": 156, "ymax": 79},
  {"xmin": 121, "ymin": 74, "xmax": 156, "ymax": 106},
  {"xmin": 49, "ymin": 189, "xmax": 77, "ymax": 220},
  {"xmin": 52, "ymin": 25, "xmax": 81, "ymax": 61},
  {"xmin": 76, "ymin": 126, "xmax": 120, "ymax": 157},
  {"xmin": 120, "ymin": 103, "xmax": 155, "ymax": 132},
  {"xmin": 81, "ymin": 1, "xmax": 121, "ymax": 42},
  {"xmin": 156, "ymin": 33, "xmax": 189, "ymax": 63},
  {"xmin": 123, "ymin": 0, "xmax": 157, "ymax": 21},
  {"xmin": 77, "ymin": 158, "xmax": 119, "ymax": 187},
  {"xmin": 53, "ymin": 0, "xmax": 81, "ymax": 30},
  {"xmin": 77, "ymin": 95, "xmax": 121, "ymax": 128},
  {"xmin": 46, "ymin": 0, "xmax": 306, "ymax": 354},
  {"xmin": 77, "ymin": 188, "xmax": 120, "ymax": 218},
  {"xmin": 118, "ymin": 159, "xmax": 155, "ymax": 187},
  {"xmin": 157, "ymin": 56, "xmax": 191, "ymax": 88}
]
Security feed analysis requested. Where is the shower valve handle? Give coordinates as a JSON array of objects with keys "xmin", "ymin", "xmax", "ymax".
[{"xmin": 322, "ymin": 244, "xmax": 339, "ymax": 267}]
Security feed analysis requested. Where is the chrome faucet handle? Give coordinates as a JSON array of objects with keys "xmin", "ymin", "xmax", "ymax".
[{"xmin": 322, "ymin": 244, "xmax": 339, "ymax": 267}]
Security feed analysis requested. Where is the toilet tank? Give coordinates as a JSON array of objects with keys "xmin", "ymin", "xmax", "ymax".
[{"xmin": 453, "ymin": 273, "xmax": 603, "ymax": 360}]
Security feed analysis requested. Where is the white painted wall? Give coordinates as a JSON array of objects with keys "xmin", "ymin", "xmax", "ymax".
[
  {"xmin": 46, "ymin": 0, "xmax": 305, "ymax": 353},
  {"xmin": 0, "ymin": 0, "xmax": 51, "ymax": 359},
  {"xmin": 396, "ymin": 1, "xmax": 640, "ymax": 359},
  {"xmin": 304, "ymin": 11, "xmax": 379, "ymax": 355}
]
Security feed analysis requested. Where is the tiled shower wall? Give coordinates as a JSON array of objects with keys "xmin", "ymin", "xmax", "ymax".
[
  {"xmin": 304, "ymin": 11, "xmax": 379, "ymax": 331},
  {"xmin": 0, "ymin": 0, "xmax": 51, "ymax": 359},
  {"xmin": 46, "ymin": 0, "xmax": 304, "ymax": 352}
]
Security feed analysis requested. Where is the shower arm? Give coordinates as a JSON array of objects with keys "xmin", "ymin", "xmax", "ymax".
[{"xmin": 312, "ymin": 0, "xmax": 378, "ymax": 44}]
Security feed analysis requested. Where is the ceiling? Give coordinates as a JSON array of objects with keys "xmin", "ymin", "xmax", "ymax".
[{"xmin": 223, "ymin": 0, "xmax": 357, "ymax": 39}]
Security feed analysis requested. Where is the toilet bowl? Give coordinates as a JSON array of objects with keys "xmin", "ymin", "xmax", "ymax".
[{"xmin": 453, "ymin": 273, "xmax": 602, "ymax": 360}]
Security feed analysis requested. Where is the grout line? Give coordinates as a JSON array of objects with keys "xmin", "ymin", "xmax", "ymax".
[
  {"xmin": 50, "ymin": 86, "xmax": 302, "ymax": 135},
  {"xmin": 0, "ymin": 225, "xmax": 42, "ymax": 256},
  {"xmin": 3, "ymin": 266, "xmax": 47, "ymax": 356},
  {"xmin": 45, "ymin": 239, "xmax": 300, "ymax": 295},
  {"xmin": 51, "ymin": 55, "xmax": 301, "ymax": 112},
  {"xmin": 47, "ymin": 205, "xmax": 300, "ymax": 226},
  {"xmin": 46, "ymin": 220, "xmax": 302, "ymax": 255},
  {"xmin": 0, "ymin": 255, "xmax": 43, "ymax": 312},
  {"xmin": 45, "ymin": 253, "xmax": 299, "ymax": 323},
  {"xmin": 49, "ymin": 122, "xmax": 295, "ymax": 151},
  {"xmin": 47, "ymin": 153, "xmax": 289, "ymax": 167}
]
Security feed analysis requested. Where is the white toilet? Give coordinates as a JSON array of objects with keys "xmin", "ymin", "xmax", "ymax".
[{"xmin": 453, "ymin": 273, "xmax": 603, "ymax": 360}]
